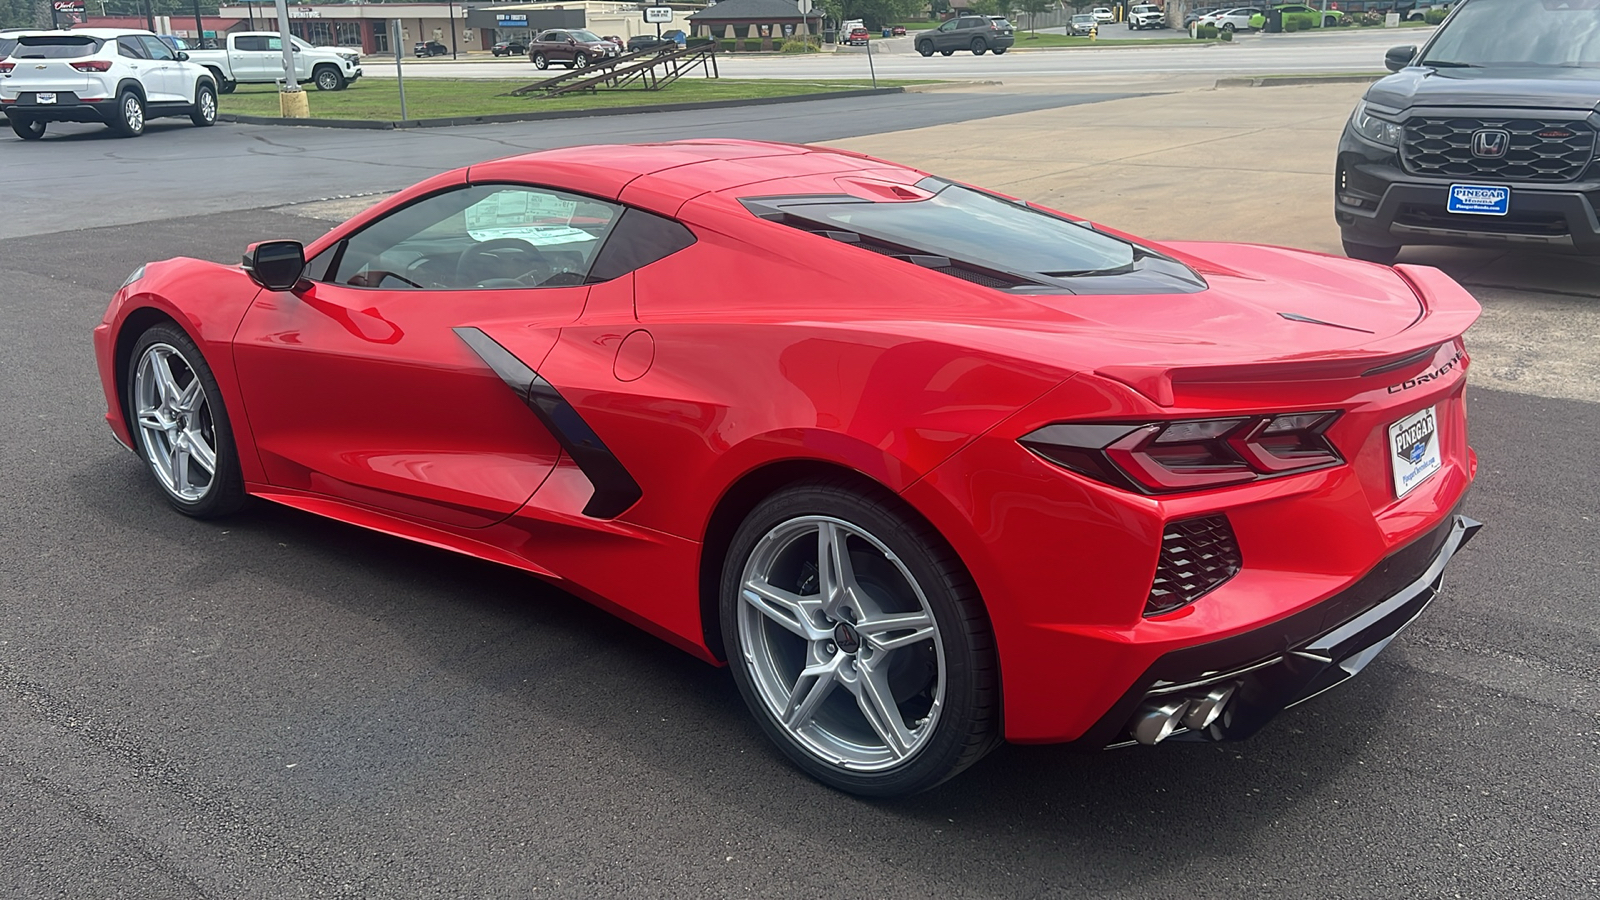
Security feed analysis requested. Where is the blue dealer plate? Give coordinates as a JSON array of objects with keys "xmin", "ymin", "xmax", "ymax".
[{"xmin": 1447, "ymin": 184, "xmax": 1510, "ymax": 216}]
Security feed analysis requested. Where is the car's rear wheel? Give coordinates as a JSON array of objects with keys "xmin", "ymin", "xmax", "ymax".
[
  {"xmin": 970, "ymin": 37, "xmax": 987, "ymax": 54},
  {"xmin": 313, "ymin": 65, "xmax": 345, "ymax": 91},
  {"xmin": 10, "ymin": 115, "xmax": 45, "ymax": 140},
  {"xmin": 532, "ymin": 52, "xmax": 549, "ymax": 69},
  {"xmin": 110, "ymin": 90, "xmax": 145, "ymax": 137},
  {"xmin": 918, "ymin": 40, "xmax": 934, "ymax": 57},
  {"xmin": 126, "ymin": 323, "xmax": 246, "ymax": 518},
  {"xmin": 189, "ymin": 83, "xmax": 216, "ymax": 127},
  {"xmin": 1342, "ymin": 239, "xmax": 1401, "ymax": 265},
  {"xmin": 721, "ymin": 479, "xmax": 1000, "ymax": 797}
]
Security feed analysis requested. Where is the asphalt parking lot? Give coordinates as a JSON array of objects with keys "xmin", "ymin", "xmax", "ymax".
[{"xmin": 2, "ymin": 87, "xmax": 1596, "ymax": 899}]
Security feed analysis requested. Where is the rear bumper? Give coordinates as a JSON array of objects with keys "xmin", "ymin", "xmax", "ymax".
[
  {"xmin": 1, "ymin": 94, "xmax": 116, "ymax": 125},
  {"xmin": 1077, "ymin": 510, "xmax": 1481, "ymax": 748}
]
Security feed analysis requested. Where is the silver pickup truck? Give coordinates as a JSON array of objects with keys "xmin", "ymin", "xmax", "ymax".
[{"xmin": 185, "ymin": 32, "xmax": 361, "ymax": 93}]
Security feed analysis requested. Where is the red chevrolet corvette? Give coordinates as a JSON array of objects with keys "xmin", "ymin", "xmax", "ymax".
[{"xmin": 93, "ymin": 140, "xmax": 1481, "ymax": 796}]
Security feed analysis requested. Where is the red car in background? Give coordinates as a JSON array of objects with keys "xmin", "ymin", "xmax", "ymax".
[
  {"xmin": 845, "ymin": 26, "xmax": 871, "ymax": 45},
  {"xmin": 93, "ymin": 140, "xmax": 1480, "ymax": 796}
]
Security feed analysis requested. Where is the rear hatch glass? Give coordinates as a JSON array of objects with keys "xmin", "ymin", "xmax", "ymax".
[{"xmin": 14, "ymin": 35, "xmax": 103, "ymax": 58}]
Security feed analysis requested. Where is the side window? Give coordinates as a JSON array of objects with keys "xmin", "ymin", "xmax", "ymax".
[
  {"xmin": 139, "ymin": 36, "xmax": 175, "ymax": 61},
  {"xmin": 937, "ymin": 20, "xmax": 956, "ymax": 31},
  {"xmin": 116, "ymin": 36, "xmax": 148, "ymax": 59},
  {"xmin": 234, "ymin": 36, "xmax": 265, "ymax": 51},
  {"xmin": 587, "ymin": 208, "xmax": 696, "ymax": 283},
  {"xmin": 316, "ymin": 184, "xmax": 621, "ymax": 290}
]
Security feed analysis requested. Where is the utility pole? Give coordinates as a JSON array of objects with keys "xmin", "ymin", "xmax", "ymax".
[
  {"xmin": 393, "ymin": 19, "xmax": 408, "ymax": 120},
  {"xmin": 448, "ymin": 0, "xmax": 457, "ymax": 58},
  {"xmin": 193, "ymin": 0, "xmax": 205, "ymax": 46}
]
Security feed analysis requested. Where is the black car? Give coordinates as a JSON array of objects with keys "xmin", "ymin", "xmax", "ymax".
[
  {"xmin": 491, "ymin": 39, "xmax": 526, "ymax": 57},
  {"xmin": 626, "ymin": 34, "xmax": 671, "ymax": 52},
  {"xmin": 1335, "ymin": 0, "xmax": 1600, "ymax": 264},
  {"xmin": 913, "ymin": 15, "xmax": 1015, "ymax": 57},
  {"xmin": 413, "ymin": 40, "xmax": 448, "ymax": 57}
]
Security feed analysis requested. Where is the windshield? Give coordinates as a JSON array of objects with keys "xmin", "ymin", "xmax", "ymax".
[
  {"xmin": 14, "ymin": 35, "xmax": 101, "ymax": 58},
  {"xmin": 764, "ymin": 182, "xmax": 1137, "ymax": 277},
  {"xmin": 1074, "ymin": 14, "xmax": 1095, "ymax": 22},
  {"xmin": 570, "ymin": 30, "xmax": 603, "ymax": 42},
  {"xmin": 1422, "ymin": 0, "xmax": 1600, "ymax": 67}
]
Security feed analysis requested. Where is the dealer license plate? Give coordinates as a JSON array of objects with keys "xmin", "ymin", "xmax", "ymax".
[
  {"xmin": 1447, "ymin": 184, "xmax": 1509, "ymax": 216},
  {"xmin": 35, "ymin": 92, "xmax": 56, "ymax": 105},
  {"xmin": 1389, "ymin": 406, "xmax": 1442, "ymax": 498}
]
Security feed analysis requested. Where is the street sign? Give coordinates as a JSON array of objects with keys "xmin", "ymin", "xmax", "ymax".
[
  {"xmin": 643, "ymin": 6, "xmax": 673, "ymax": 24},
  {"xmin": 497, "ymin": 13, "xmax": 528, "ymax": 25}
]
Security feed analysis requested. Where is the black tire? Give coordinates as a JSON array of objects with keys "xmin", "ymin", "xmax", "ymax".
[
  {"xmin": 1342, "ymin": 239, "xmax": 1401, "ymax": 265},
  {"xmin": 993, "ymin": 46, "xmax": 1007, "ymax": 54},
  {"xmin": 125, "ymin": 322, "xmax": 247, "ymax": 519},
  {"xmin": 189, "ymin": 82, "xmax": 216, "ymax": 127},
  {"xmin": 533, "ymin": 52, "xmax": 548, "ymax": 69},
  {"xmin": 1223, "ymin": 22, "xmax": 1236, "ymax": 32},
  {"xmin": 109, "ymin": 89, "xmax": 145, "ymax": 137},
  {"xmin": 970, "ymin": 37, "xmax": 987, "ymax": 55},
  {"xmin": 940, "ymin": 49, "xmax": 954, "ymax": 56},
  {"xmin": 207, "ymin": 69, "xmax": 235, "ymax": 93},
  {"xmin": 720, "ymin": 478, "xmax": 1000, "ymax": 797},
  {"xmin": 918, "ymin": 40, "xmax": 934, "ymax": 57},
  {"xmin": 313, "ymin": 65, "xmax": 345, "ymax": 91},
  {"xmin": 10, "ymin": 115, "xmax": 45, "ymax": 140}
]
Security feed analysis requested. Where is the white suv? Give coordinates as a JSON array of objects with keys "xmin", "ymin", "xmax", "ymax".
[{"xmin": 1, "ymin": 29, "xmax": 217, "ymax": 140}]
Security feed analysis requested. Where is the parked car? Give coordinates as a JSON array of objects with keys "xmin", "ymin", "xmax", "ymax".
[
  {"xmin": 662, "ymin": 29, "xmax": 688, "ymax": 46},
  {"xmin": 844, "ymin": 26, "xmax": 872, "ymax": 45},
  {"xmin": 491, "ymin": 39, "xmax": 526, "ymax": 57},
  {"xmin": 186, "ymin": 31, "xmax": 361, "ymax": 92},
  {"xmin": 1199, "ymin": 7, "xmax": 1264, "ymax": 30},
  {"xmin": 1336, "ymin": 0, "xmax": 1600, "ymax": 263},
  {"xmin": 1, "ymin": 29, "xmax": 217, "ymax": 139},
  {"xmin": 1093, "ymin": 7, "xmax": 1116, "ymax": 23},
  {"xmin": 528, "ymin": 29, "xmax": 620, "ymax": 69},
  {"xmin": 1184, "ymin": 6, "xmax": 1223, "ymax": 26},
  {"xmin": 1068, "ymin": 13, "xmax": 1100, "ymax": 35},
  {"xmin": 913, "ymin": 15, "xmax": 1015, "ymax": 56},
  {"xmin": 93, "ymin": 139, "xmax": 1482, "ymax": 796},
  {"xmin": 626, "ymin": 34, "xmax": 670, "ymax": 52},
  {"xmin": 1273, "ymin": 4, "xmax": 1345, "ymax": 26},
  {"xmin": 891, "ymin": 25, "xmax": 908, "ymax": 35},
  {"xmin": 413, "ymin": 40, "xmax": 448, "ymax": 57},
  {"xmin": 1128, "ymin": 4, "xmax": 1168, "ymax": 29}
]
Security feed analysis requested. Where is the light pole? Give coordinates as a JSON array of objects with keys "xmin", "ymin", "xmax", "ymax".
[{"xmin": 448, "ymin": 0, "xmax": 457, "ymax": 58}]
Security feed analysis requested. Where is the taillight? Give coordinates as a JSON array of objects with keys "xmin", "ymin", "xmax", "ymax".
[
  {"xmin": 70, "ymin": 60, "xmax": 113, "ymax": 72},
  {"xmin": 0, "ymin": 62, "xmax": 13, "ymax": 73},
  {"xmin": 1020, "ymin": 411, "xmax": 1343, "ymax": 493}
]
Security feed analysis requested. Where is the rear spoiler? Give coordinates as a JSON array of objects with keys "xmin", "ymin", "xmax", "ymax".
[{"xmin": 1095, "ymin": 264, "xmax": 1481, "ymax": 407}]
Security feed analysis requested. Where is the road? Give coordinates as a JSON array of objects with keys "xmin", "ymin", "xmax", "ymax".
[
  {"xmin": 1, "ymin": 85, "xmax": 1595, "ymax": 899},
  {"xmin": 368, "ymin": 27, "xmax": 1426, "ymax": 81}
]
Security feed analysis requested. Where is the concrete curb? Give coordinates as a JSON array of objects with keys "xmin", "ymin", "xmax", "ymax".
[
  {"xmin": 217, "ymin": 86, "xmax": 905, "ymax": 130},
  {"xmin": 902, "ymin": 80, "xmax": 1003, "ymax": 92},
  {"xmin": 1215, "ymin": 73, "xmax": 1386, "ymax": 88}
]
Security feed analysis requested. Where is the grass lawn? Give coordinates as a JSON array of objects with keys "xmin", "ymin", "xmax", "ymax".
[{"xmin": 219, "ymin": 77, "xmax": 911, "ymax": 121}]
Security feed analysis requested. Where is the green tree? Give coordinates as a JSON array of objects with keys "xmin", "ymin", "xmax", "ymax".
[
  {"xmin": 968, "ymin": 0, "xmax": 1004, "ymax": 16},
  {"xmin": 841, "ymin": 0, "xmax": 924, "ymax": 30},
  {"xmin": 1016, "ymin": 0, "xmax": 1054, "ymax": 32},
  {"xmin": 929, "ymin": 0, "xmax": 951, "ymax": 16}
]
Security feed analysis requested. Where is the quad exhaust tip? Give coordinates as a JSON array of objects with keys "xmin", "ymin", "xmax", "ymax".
[{"xmin": 1131, "ymin": 683, "xmax": 1238, "ymax": 745}]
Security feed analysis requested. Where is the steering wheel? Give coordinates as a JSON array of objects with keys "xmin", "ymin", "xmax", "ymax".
[{"xmin": 455, "ymin": 239, "xmax": 551, "ymax": 287}]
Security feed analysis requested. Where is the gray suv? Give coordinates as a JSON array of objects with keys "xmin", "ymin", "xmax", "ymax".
[
  {"xmin": 915, "ymin": 16, "xmax": 1016, "ymax": 57},
  {"xmin": 1335, "ymin": 0, "xmax": 1600, "ymax": 264}
]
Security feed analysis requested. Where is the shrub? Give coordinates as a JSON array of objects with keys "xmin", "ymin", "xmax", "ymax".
[
  {"xmin": 1424, "ymin": 8, "xmax": 1448, "ymax": 24},
  {"xmin": 1283, "ymin": 11, "xmax": 1317, "ymax": 29},
  {"xmin": 1219, "ymin": 27, "xmax": 1233, "ymax": 40},
  {"xmin": 1359, "ymin": 10, "xmax": 1384, "ymax": 25},
  {"xmin": 779, "ymin": 39, "xmax": 818, "ymax": 53},
  {"xmin": 1197, "ymin": 23, "xmax": 1219, "ymax": 38},
  {"xmin": 1283, "ymin": 18, "xmax": 1298, "ymax": 31}
]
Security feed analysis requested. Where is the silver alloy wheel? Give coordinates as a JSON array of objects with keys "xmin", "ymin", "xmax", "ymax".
[
  {"xmin": 123, "ymin": 94, "xmax": 144, "ymax": 132},
  {"xmin": 133, "ymin": 343, "xmax": 218, "ymax": 503},
  {"xmin": 199, "ymin": 89, "xmax": 216, "ymax": 122},
  {"xmin": 316, "ymin": 68, "xmax": 338, "ymax": 90},
  {"xmin": 737, "ymin": 515, "xmax": 945, "ymax": 771}
]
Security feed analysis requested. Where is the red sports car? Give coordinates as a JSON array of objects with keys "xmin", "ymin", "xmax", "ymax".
[{"xmin": 93, "ymin": 140, "xmax": 1481, "ymax": 796}]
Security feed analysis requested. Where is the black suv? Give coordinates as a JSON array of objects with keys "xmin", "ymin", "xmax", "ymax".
[
  {"xmin": 1335, "ymin": 0, "xmax": 1600, "ymax": 264},
  {"xmin": 915, "ymin": 16, "xmax": 1016, "ymax": 57}
]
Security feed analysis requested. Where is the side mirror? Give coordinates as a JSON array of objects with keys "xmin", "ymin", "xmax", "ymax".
[
  {"xmin": 175, "ymin": 51, "xmax": 189, "ymax": 61},
  {"xmin": 1385, "ymin": 44, "xmax": 1417, "ymax": 72},
  {"xmin": 243, "ymin": 240, "xmax": 307, "ymax": 291},
  {"xmin": 568, "ymin": 38, "xmax": 577, "ymax": 45}
]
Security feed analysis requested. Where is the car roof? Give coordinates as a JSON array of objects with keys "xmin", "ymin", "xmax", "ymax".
[{"xmin": 45, "ymin": 28, "xmax": 157, "ymax": 38}]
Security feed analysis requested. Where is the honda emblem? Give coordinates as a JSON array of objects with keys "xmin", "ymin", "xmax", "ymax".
[{"xmin": 1471, "ymin": 129, "xmax": 1510, "ymax": 159}]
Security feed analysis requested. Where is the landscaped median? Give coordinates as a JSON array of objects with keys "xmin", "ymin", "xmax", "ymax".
[{"xmin": 216, "ymin": 78, "xmax": 920, "ymax": 127}]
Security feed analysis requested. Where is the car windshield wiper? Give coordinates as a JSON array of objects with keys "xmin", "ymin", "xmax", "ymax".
[{"xmin": 1419, "ymin": 59, "xmax": 1480, "ymax": 68}]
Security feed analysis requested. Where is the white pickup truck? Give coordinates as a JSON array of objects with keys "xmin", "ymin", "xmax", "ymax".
[{"xmin": 185, "ymin": 32, "xmax": 361, "ymax": 93}]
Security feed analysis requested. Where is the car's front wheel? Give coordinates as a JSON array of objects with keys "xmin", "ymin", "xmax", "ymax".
[
  {"xmin": 126, "ymin": 323, "xmax": 246, "ymax": 518},
  {"xmin": 110, "ymin": 90, "xmax": 145, "ymax": 137},
  {"xmin": 573, "ymin": 54, "xmax": 589, "ymax": 69},
  {"xmin": 1342, "ymin": 239, "xmax": 1401, "ymax": 265},
  {"xmin": 532, "ymin": 52, "xmax": 549, "ymax": 69},
  {"xmin": 1223, "ymin": 22, "xmax": 1236, "ymax": 31},
  {"xmin": 10, "ymin": 115, "xmax": 45, "ymax": 140},
  {"xmin": 940, "ymin": 49, "xmax": 954, "ymax": 56},
  {"xmin": 993, "ymin": 46, "xmax": 1007, "ymax": 54},
  {"xmin": 313, "ymin": 65, "xmax": 345, "ymax": 91},
  {"xmin": 189, "ymin": 82, "xmax": 217, "ymax": 127},
  {"xmin": 720, "ymin": 479, "xmax": 1000, "ymax": 797}
]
